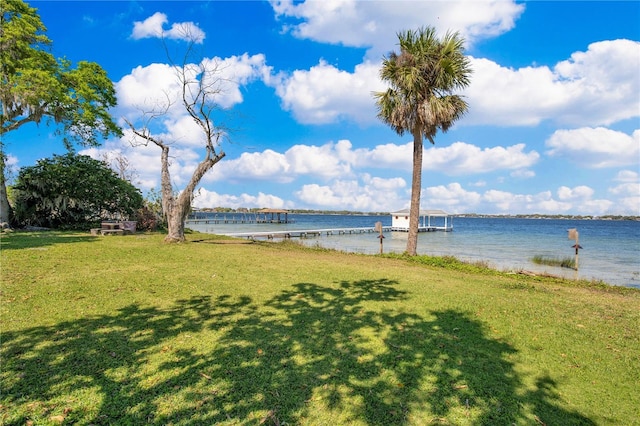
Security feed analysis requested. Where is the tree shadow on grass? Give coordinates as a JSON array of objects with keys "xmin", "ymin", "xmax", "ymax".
[
  {"xmin": 1, "ymin": 279, "xmax": 595, "ymax": 425},
  {"xmin": 0, "ymin": 231, "xmax": 97, "ymax": 251}
]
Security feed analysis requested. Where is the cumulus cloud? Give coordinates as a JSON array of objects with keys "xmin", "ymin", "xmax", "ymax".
[
  {"xmin": 423, "ymin": 183, "xmax": 482, "ymax": 212},
  {"xmin": 352, "ymin": 143, "xmax": 413, "ymax": 169},
  {"xmin": 117, "ymin": 54, "xmax": 269, "ymax": 114},
  {"xmin": 425, "ymin": 142, "xmax": 539, "ymax": 175},
  {"xmin": 483, "ymin": 189, "xmax": 572, "ymax": 213},
  {"xmin": 557, "ymin": 185, "xmax": 595, "ymax": 201},
  {"xmin": 206, "ymin": 140, "xmax": 355, "ymax": 183},
  {"xmin": 269, "ymin": 2, "xmax": 638, "ymax": 131},
  {"xmin": 510, "ymin": 169, "xmax": 535, "ymax": 179},
  {"xmin": 205, "ymin": 139, "xmax": 540, "ymax": 184},
  {"xmin": 271, "ymin": 38, "xmax": 639, "ymax": 129},
  {"xmin": 545, "ymin": 127, "xmax": 640, "ymax": 168},
  {"xmin": 609, "ymin": 171, "xmax": 640, "ymax": 215},
  {"xmin": 466, "ymin": 40, "xmax": 640, "ymax": 127},
  {"xmin": 272, "ymin": 60, "xmax": 383, "ymax": 124},
  {"xmin": 614, "ymin": 170, "xmax": 639, "ymax": 182},
  {"xmin": 115, "ymin": 54, "xmax": 270, "ymax": 147},
  {"xmin": 81, "ymin": 136, "xmax": 636, "ymax": 215},
  {"xmin": 295, "ymin": 175, "xmax": 407, "ymax": 212},
  {"xmin": 352, "ymin": 141, "xmax": 539, "ymax": 175},
  {"xmin": 192, "ymin": 189, "xmax": 290, "ymax": 210},
  {"xmin": 272, "ymin": 38, "xmax": 638, "ymax": 130},
  {"xmin": 423, "ymin": 182, "xmax": 595, "ymax": 214},
  {"xmin": 132, "ymin": 12, "xmax": 205, "ymax": 43},
  {"xmin": 271, "ymin": 0, "xmax": 524, "ymax": 59}
]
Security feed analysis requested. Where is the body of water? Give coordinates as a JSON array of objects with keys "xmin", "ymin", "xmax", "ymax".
[{"xmin": 186, "ymin": 214, "xmax": 640, "ymax": 288}]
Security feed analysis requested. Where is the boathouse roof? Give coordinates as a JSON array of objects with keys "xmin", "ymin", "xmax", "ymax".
[
  {"xmin": 257, "ymin": 208, "xmax": 289, "ymax": 214},
  {"xmin": 392, "ymin": 209, "xmax": 449, "ymax": 216}
]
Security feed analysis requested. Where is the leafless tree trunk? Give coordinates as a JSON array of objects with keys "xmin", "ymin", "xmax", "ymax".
[
  {"xmin": 125, "ymin": 37, "xmax": 226, "ymax": 243},
  {"xmin": 126, "ymin": 120, "xmax": 224, "ymax": 243}
]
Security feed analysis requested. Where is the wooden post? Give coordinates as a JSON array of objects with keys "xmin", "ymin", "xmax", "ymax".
[
  {"xmin": 575, "ymin": 232, "xmax": 579, "ymax": 271},
  {"xmin": 375, "ymin": 221, "xmax": 384, "ymax": 254},
  {"xmin": 568, "ymin": 228, "xmax": 581, "ymax": 273}
]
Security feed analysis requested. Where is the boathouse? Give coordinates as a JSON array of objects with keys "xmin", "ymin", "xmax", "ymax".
[
  {"xmin": 391, "ymin": 209, "xmax": 453, "ymax": 232},
  {"xmin": 257, "ymin": 208, "xmax": 291, "ymax": 224}
]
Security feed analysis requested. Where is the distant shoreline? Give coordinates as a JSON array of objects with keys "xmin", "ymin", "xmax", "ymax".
[{"xmin": 191, "ymin": 208, "xmax": 639, "ymax": 221}]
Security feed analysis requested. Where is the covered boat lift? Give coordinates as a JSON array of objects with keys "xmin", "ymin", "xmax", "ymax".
[
  {"xmin": 257, "ymin": 208, "xmax": 292, "ymax": 224},
  {"xmin": 390, "ymin": 209, "xmax": 453, "ymax": 232}
]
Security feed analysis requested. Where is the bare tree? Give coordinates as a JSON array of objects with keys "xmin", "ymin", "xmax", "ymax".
[
  {"xmin": 100, "ymin": 151, "xmax": 139, "ymax": 184},
  {"xmin": 125, "ymin": 36, "xmax": 226, "ymax": 243}
]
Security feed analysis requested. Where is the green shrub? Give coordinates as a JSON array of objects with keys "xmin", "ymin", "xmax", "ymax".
[{"xmin": 13, "ymin": 153, "xmax": 143, "ymax": 229}]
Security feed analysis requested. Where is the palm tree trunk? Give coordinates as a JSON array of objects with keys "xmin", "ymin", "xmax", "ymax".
[{"xmin": 406, "ymin": 128, "xmax": 423, "ymax": 256}]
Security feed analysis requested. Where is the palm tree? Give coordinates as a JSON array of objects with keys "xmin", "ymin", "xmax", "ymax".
[{"xmin": 374, "ymin": 27, "xmax": 472, "ymax": 255}]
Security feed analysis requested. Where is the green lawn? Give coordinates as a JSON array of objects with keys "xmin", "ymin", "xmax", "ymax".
[{"xmin": 1, "ymin": 231, "xmax": 638, "ymax": 425}]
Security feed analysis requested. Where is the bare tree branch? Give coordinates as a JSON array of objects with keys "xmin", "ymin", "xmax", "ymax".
[{"xmin": 124, "ymin": 30, "xmax": 227, "ymax": 243}]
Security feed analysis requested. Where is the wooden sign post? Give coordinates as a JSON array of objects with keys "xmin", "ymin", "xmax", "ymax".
[
  {"xmin": 375, "ymin": 221, "xmax": 384, "ymax": 254},
  {"xmin": 568, "ymin": 228, "xmax": 582, "ymax": 272}
]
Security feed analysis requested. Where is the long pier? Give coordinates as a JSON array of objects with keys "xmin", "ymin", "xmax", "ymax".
[
  {"xmin": 218, "ymin": 225, "xmax": 451, "ymax": 240},
  {"xmin": 186, "ymin": 217, "xmax": 294, "ymax": 225}
]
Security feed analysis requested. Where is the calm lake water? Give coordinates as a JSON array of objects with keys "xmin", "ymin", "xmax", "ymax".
[{"xmin": 186, "ymin": 214, "xmax": 640, "ymax": 288}]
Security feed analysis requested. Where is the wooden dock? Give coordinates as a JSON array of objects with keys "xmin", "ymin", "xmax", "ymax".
[
  {"xmin": 219, "ymin": 225, "xmax": 451, "ymax": 240},
  {"xmin": 186, "ymin": 216, "xmax": 294, "ymax": 225},
  {"xmin": 220, "ymin": 226, "xmax": 388, "ymax": 240}
]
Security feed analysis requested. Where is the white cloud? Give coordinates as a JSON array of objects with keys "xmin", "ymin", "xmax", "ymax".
[
  {"xmin": 208, "ymin": 149, "xmax": 292, "ymax": 183},
  {"xmin": 206, "ymin": 140, "xmax": 356, "ymax": 183},
  {"xmin": 473, "ymin": 186, "xmax": 619, "ymax": 215},
  {"xmin": 272, "ymin": 39, "xmax": 638, "ymax": 130},
  {"xmin": 286, "ymin": 142, "xmax": 354, "ymax": 177},
  {"xmin": 291, "ymin": 177, "xmax": 627, "ymax": 215},
  {"xmin": 132, "ymin": 12, "xmax": 205, "ymax": 43},
  {"xmin": 271, "ymin": 0, "xmax": 524, "ymax": 59},
  {"xmin": 614, "ymin": 170, "xmax": 639, "ymax": 183},
  {"xmin": 608, "ymin": 171, "xmax": 640, "ymax": 215},
  {"xmin": 465, "ymin": 58, "xmax": 562, "ymax": 126},
  {"xmin": 554, "ymin": 39, "xmax": 640, "ymax": 125},
  {"xmin": 510, "ymin": 169, "xmax": 535, "ymax": 179},
  {"xmin": 81, "ymin": 136, "xmax": 637, "ymax": 215},
  {"xmin": 117, "ymin": 54, "xmax": 269, "ymax": 116},
  {"xmin": 422, "ymin": 183, "xmax": 482, "ymax": 213},
  {"xmin": 115, "ymin": 54, "xmax": 270, "ymax": 148},
  {"xmin": 382, "ymin": 181, "xmax": 629, "ymax": 215},
  {"xmin": 354, "ymin": 141, "xmax": 539, "ymax": 175},
  {"xmin": 353, "ymin": 143, "xmax": 413, "ymax": 169},
  {"xmin": 201, "ymin": 54, "xmax": 272, "ymax": 108},
  {"xmin": 546, "ymin": 127, "xmax": 640, "ymax": 168},
  {"xmin": 271, "ymin": 38, "xmax": 637, "ymax": 129},
  {"xmin": 206, "ymin": 139, "xmax": 539, "ymax": 185},
  {"xmin": 192, "ymin": 189, "xmax": 290, "ymax": 210},
  {"xmin": 116, "ymin": 63, "xmax": 184, "ymax": 119},
  {"xmin": 557, "ymin": 185, "xmax": 594, "ymax": 201},
  {"xmin": 608, "ymin": 182, "xmax": 639, "ymax": 197},
  {"xmin": 295, "ymin": 175, "xmax": 407, "ymax": 211},
  {"xmin": 608, "ymin": 187, "xmax": 640, "ymax": 215},
  {"xmin": 466, "ymin": 40, "xmax": 640, "ymax": 127},
  {"xmin": 483, "ymin": 189, "xmax": 572, "ymax": 213},
  {"xmin": 425, "ymin": 142, "xmax": 539, "ymax": 175},
  {"xmin": 273, "ymin": 60, "xmax": 383, "ymax": 124}
]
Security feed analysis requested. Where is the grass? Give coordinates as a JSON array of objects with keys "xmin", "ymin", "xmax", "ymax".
[
  {"xmin": 532, "ymin": 255, "xmax": 577, "ymax": 270},
  {"xmin": 1, "ymin": 231, "xmax": 639, "ymax": 425}
]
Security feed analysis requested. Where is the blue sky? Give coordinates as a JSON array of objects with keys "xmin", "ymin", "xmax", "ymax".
[{"xmin": 5, "ymin": 0, "xmax": 640, "ymax": 215}]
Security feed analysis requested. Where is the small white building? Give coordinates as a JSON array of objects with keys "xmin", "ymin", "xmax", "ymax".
[{"xmin": 391, "ymin": 209, "xmax": 453, "ymax": 232}]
